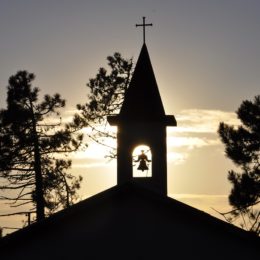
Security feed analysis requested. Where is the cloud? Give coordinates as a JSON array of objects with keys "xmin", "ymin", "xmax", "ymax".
[
  {"xmin": 72, "ymin": 160, "xmax": 115, "ymax": 169},
  {"xmin": 169, "ymin": 109, "xmax": 239, "ymax": 134},
  {"xmin": 168, "ymin": 136, "xmax": 220, "ymax": 149},
  {"xmin": 167, "ymin": 152, "xmax": 188, "ymax": 164},
  {"xmin": 72, "ymin": 163, "xmax": 106, "ymax": 168},
  {"xmin": 171, "ymin": 193, "xmax": 228, "ymax": 200},
  {"xmin": 165, "ymin": 109, "xmax": 239, "ymax": 165}
]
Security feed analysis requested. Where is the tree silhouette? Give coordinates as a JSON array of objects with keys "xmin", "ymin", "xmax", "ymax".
[
  {"xmin": 0, "ymin": 71, "xmax": 83, "ymax": 222},
  {"xmin": 70, "ymin": 52, "xmax": 133, "ymax": 158},
  {"xmin": 218, "ymin": 95, "xmax": 260, "ymax": 235}
]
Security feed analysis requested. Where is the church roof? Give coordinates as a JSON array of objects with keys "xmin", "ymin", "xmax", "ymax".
[
  {"xmin": 0, "ymin": 183, "xmax": 259, "ymax": 260},
  {"xmin": 108, "ymin": 44, "xmax": 176, "ymax": 125}
]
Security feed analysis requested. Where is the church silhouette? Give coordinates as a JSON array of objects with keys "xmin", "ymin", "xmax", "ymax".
[{"xmin": 0, "ymin": 27, "xmax": 259, "ymax": 259}]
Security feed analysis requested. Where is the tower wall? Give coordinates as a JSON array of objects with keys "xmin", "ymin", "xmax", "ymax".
[{"xmin": 117, "ymin": 122, "xmax": 168, "ymax": 195}]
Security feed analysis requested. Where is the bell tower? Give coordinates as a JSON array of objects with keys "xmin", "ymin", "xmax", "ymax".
[{"xmin": 108, "ymin": 42, "xmax": 176, "ymax": 195}]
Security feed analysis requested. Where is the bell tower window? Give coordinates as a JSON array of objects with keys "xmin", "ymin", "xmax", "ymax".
[{"xmin": 132, "ymin": 145, "xmax": 152, "ymax": 177}]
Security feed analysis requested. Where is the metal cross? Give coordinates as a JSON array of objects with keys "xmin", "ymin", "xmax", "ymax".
[{"xmin": 136, "ymin": 17, "xmax": 153, "ymax": 44}]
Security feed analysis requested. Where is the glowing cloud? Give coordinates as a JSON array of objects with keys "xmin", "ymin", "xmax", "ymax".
[
  {"xmin": 165, "ymin": 109, "xmax": 239, "ymax": 165},
  {"xmin": 170, "ymin": 109, "xmax": 239, "ymax": 134}
]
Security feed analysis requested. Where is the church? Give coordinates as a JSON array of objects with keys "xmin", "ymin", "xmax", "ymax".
[{"xmin": 0, "ymin": 19, "xmax": 259, "ymax": 259}]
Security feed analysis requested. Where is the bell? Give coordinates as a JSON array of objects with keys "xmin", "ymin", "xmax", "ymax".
[
  {"xmin": 137, "ymin": 160, "xmax": 149, "ymax": 171},
  {"xmin": 135, "ymin": 150, "xmax": 150, "ymax": 172}
]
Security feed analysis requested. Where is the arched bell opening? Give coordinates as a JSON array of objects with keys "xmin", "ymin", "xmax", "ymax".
[{"xmin": 132, "ymin": 145, "xmax": 152, "ymax": 177}]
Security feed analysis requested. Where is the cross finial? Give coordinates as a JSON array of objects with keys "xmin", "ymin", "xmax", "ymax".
[{"xmin": 136, "ymin": 17, "xmax": 153, "ymax": 44}]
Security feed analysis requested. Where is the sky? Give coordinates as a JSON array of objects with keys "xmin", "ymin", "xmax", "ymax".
[{"xmin": 0, "ymin": 0, "xmax": 260, "ymax": 233}]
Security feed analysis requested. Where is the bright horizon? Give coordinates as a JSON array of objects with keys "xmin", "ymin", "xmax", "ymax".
[{"xmin": 1, "ymin": 0, "xmax": 259, "ymax": 235}]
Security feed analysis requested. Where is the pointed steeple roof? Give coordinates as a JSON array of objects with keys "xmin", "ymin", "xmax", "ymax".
[
  {"xmin": 108, "ymin": 44, "xmax": 176, "ymax": 126},
  {"xmin": 120, "ymin": 44, "xmax": 165, "ymax": 121}
]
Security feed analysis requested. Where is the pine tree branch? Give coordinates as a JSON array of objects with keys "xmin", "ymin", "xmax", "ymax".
[{"xmin": 0, "ymin": 211, "xmax": 36, "ymax": 217}]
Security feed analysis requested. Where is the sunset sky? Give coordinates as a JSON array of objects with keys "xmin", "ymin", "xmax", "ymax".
[{"xmin": 0, "ymin": 0, "xmax": 260, "ymax": 233}]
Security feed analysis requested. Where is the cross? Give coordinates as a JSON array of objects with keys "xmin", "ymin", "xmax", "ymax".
[{"xmin": 136, "ymin": 17, "xmax": 153, "ymax": 44}]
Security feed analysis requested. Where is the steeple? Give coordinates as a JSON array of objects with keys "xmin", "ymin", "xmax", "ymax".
[
  {"xmin": 108, "ymin": 43, "xmax": 176, "ymax": 195},
  {"xmin": 120, "ymin": 43, "xmax": 166, "ymax": 121},
  {"xmin": 110, "ymin": 43, "xmax": 176, "ymax": 125}
]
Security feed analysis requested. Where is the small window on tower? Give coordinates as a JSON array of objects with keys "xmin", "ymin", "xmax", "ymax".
[{"xmin": 132, "ymin": 145, "xmax": 152, "ymax": 177}]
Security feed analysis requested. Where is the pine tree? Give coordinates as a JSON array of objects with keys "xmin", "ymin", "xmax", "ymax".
[
  {"xmin": 218, "ymin": 95, "xmax": 260, "ymax": 235},
  {"xmin": 0, "ymin": 71, "xmax": 83, "ymax": 222},
  {"xmin": 71, "ymin": 52, "xmax": 133, "ymax": 158}
]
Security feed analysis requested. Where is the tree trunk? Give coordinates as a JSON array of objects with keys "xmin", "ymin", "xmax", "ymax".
[
  {"xmin": 33, "ymin": 133, "xmax": 45, "ymax": 221},
  {"xmin": 29, "ymin": 98, "xmax": 45, "ymax": 221}
]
